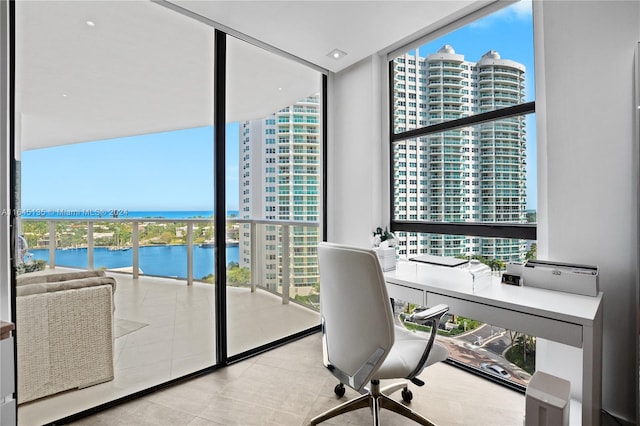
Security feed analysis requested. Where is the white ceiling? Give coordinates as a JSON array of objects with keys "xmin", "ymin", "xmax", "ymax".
[
  {"xmin": 169, "ymin": 0, "xmax": 485, "ymax": 73},
  {"xmin": 15, "ymin": 0, "xmax": 487, "ymax": 151}
]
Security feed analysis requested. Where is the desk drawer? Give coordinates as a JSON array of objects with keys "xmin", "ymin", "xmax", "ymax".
[
  {"xmin": 428, "ymin": 293, "xmax": 583, "ymax": 348},
  {"xmin": 387, "ymin": 283, "xmax": 425, "ymax": 306}
]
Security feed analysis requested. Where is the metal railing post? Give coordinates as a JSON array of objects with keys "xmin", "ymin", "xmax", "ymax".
[
  {"xmin": 87, "ymin": 221, "xmax": 94, "ymax": 270},
  {"xmin": 187, "ymin": 222, "xmax": 193, "ymax": 285},
  {"xmin": 132, "ymin": 221, "xmax": 139, "ymax": 279},
  {"xmin": 281, "ymin": 224, "xmax": 290, "ymax": 304},
  {"xmin": 250, "ymin": 222, "xmax": 257, "ymax": 293},
  {"xmin": 48, "ymin": 220, "xmax": 56, "ymax": 269},
  {"xmin": 24, "ymin": 218, "xmax": 318, "ymax": 297}
]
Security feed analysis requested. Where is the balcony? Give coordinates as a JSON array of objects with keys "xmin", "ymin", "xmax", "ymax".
[
  {"xmin": 17, "ymin": 218, "xmax": 321, "ymax": 425},
  {"xmin": 18, "ymin": 268, "xmax": 320, "ymax": 425}
]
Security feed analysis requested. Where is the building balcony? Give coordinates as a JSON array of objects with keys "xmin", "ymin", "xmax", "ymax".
[
  {"xmin": 430, "ymin": 88, "xmax": 462, "ymax": 95},
  {"xmin": 492, "ymin": 67, "xmax": 523, "ymax": 77}
]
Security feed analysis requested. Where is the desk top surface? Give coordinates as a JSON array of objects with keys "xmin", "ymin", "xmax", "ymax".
[{"xmin": 385, "ymin": 261, "xmax": 603, "ymax": 326}]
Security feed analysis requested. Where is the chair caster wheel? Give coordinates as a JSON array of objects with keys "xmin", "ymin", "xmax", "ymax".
[
  {"xmin": 401, "ymin": 388, "xmax": 413, "ymax": 402},
  {"xmin": 334, "ymin": 383, "xmax": 346, "ymax": 397}
]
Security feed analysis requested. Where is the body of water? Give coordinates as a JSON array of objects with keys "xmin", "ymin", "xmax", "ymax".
[
  {"xmin": 23, "ymin": 210, "xmax": 242, "ymax": 279},
  {"xmin": 29, "ymin": 244, "xmax": 240, "ymax": 280}
]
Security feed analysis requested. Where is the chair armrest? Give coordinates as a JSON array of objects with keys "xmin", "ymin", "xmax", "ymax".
[
  {"xmin": 409, "ymin": 303, "xmax": 449, "ymax": 326},
  {"xmin": 406, "ymin": 303, "xmax": 449, "ymax": 381}
]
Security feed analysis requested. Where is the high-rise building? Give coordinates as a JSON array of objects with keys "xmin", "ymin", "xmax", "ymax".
[
  {"xmin": 238, "ymin": 95, "xmax": 321, "ymax": 295},
  {"xmin": 393, "ymin": 45, "xmax": 527, "ymax": 262}
]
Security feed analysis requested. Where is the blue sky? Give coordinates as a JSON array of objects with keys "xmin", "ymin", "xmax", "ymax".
[
  {"xmin": 21, "ymin": 1, "xmax": 535, "ymax": 213},
  {"xmin": 22, "ymin": 124, "xmax": 240, "ymax": 212}
]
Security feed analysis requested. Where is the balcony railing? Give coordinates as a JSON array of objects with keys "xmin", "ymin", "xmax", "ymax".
[{"xmin": 20, "ymin": 218, "xmax": 320, "ymax": 308}]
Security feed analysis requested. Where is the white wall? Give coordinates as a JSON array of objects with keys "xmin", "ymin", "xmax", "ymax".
[
  {"xmin": 1, "ymin": 0, "xmax": 11, "ymax": 321},
  {"xmin": 329, "ymin": 0, "xmax": 640, "ymax": 422},
  {"xmin": 535, "ymin": 1, "xmax": 640, "ymax": 422},
  {"xmin": 327, "ymin": 54, "xmax": 387, "ymax": 246}
]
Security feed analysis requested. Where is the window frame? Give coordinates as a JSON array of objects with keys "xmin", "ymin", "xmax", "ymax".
[{"xmin": 388, "ymin": 42, "xmax": 536, "ymax": 242}]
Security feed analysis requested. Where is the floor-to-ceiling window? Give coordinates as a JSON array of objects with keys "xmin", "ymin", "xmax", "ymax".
[
  {"xmin": 14, "ymin": 2, "xmax": 216, "ymax": 423},
  {"xmin": 388, "ymin": 0, "xmax": 537, "ymax": 390},
  {"xmin": 224, "ymin": 35, "xmax": 322, "ymax": 358},
  {"xmin": 12, "ymin": 1, "xmax": 325, "ymax": 424}
]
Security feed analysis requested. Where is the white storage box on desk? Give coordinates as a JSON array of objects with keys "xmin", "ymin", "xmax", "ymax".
[
  {"xmin": 522, "ymin": 260, "xmax": 599, "ymax": 296},
  {"xmin": 373, "ymin": 247, "xmax": 396, "ymax": 271}
]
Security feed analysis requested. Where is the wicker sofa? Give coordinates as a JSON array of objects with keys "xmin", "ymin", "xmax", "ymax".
[{"xmin": 15, "ymin": 269, "xmax": 116, "ymax": 404}]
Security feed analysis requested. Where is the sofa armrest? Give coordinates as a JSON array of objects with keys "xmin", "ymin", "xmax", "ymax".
[
  {"xmin": 16, "ymin": 284, "xmax": 114, "ymax": 403},
  {"xmin": 17, "ymin": 269, "xmax": 106, "ymax": 286},
  {"xmin": 16, "ymin": 275, "xmax": 116, "ymax": 297}
]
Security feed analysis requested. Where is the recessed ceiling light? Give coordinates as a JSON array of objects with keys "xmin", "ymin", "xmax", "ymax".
[
  {"xmin": 327, "ymin": 49, "xmax": 347, "ymax": 60},
  {"xmin": 86, "ymin": 20, "xmax": 96, "ymax": 27}
]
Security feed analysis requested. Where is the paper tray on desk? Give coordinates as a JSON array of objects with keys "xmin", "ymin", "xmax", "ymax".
[{"xmin": 522, "ymin": 260, "xmax": 599, "ymax": 297}]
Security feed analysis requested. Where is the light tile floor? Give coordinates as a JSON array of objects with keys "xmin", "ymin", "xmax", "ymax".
[{"xmin": 66, "ymin": 333, "xmax": 527, "ymax": 426}]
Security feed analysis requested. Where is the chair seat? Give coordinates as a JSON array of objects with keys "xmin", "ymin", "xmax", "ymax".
[{"xmin": 373, "ymin": 326, "xmax": 448, "ymax": 380}]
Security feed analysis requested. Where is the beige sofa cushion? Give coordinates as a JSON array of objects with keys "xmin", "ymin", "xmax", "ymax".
[
  {"xmin": 17, "ymin": 269, "xmax": 106, "ymax": 286},
  {"xmin": 16, "ymin": 276, "xmax": 117, "ymax": 297}
]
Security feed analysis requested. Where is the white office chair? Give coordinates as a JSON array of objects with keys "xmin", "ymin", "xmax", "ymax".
[{"xmin": 311, "ymin": 242, "xmax": 449, "ymax": 426}]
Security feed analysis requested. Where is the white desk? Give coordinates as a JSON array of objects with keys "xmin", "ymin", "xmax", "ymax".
[{"xmin": 385, "ymin": 261, "xmax": 603, "ymax": 426}]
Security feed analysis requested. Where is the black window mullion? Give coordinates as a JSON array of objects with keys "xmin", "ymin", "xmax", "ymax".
[
  {"xmin": 322, "ymin": 74, "xmax": 328, "ymax": 242},
  {"xmin": 391, "ymin": 221, "xmax": 536, "ymax": 241},
  {"xmin": 392, "ymin": 101, "xmax": 535, "ymax": 143},
  {"xmin": 213, "ymin": 29, "xmax": 227, "ymax": 366}
]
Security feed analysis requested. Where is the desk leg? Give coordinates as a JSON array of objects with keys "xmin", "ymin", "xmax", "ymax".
[{"xmin": 582, "ymin": 307, "xmax": 603, "ymax": 426}]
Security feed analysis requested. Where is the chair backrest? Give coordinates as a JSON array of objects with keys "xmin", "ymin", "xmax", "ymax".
[{"xmin": 318, "ymin": 242, "xmax": 395, "ymax": 391}]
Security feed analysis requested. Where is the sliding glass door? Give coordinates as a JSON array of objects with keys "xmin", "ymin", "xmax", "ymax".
[
  {"xmin": 15, "ymin": 1, "xmax": 216, "ymax": 423},
  {"xmin": 224, "ymin": 35, "xmax": 322, "ymax": 358}
]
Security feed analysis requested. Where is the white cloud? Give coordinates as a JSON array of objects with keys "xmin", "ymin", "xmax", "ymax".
[
  {"xmin": 470, "ymin": 0, "xmax": 532, "ymax": 28},
  {"xmin": 509, "ymin": 0, "xmax": 534, "ymax": 19}
]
